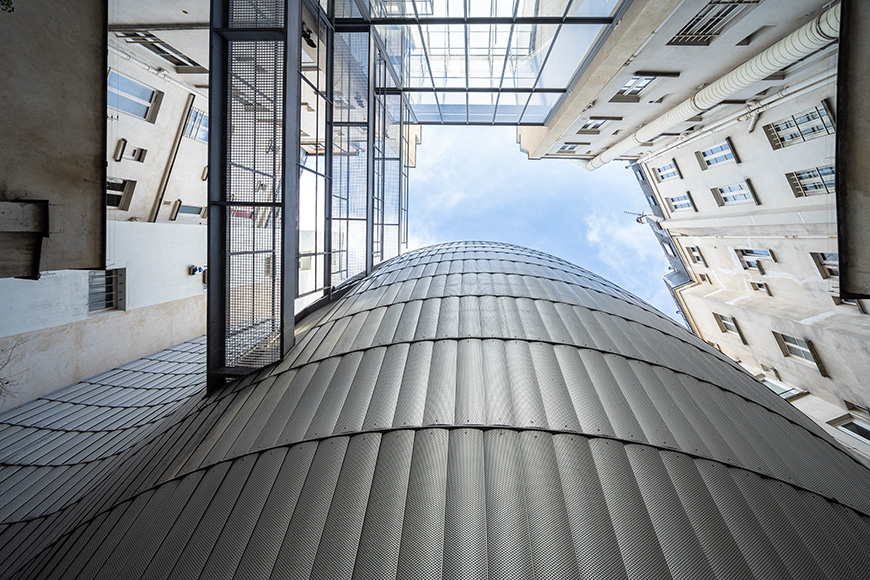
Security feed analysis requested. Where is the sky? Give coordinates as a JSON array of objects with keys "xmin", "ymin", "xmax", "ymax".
[{"xmin": 407, "ymin": 125, "xmax": 680, "ymax": 321}]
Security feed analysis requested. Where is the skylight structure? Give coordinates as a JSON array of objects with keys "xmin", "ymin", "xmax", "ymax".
[{"xmin": 337, "ymin": 0, "xmax": 629, "ymax": 124}]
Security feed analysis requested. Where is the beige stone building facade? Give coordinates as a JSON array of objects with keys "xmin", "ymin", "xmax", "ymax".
[{"xmin": 518, "ymin": 0, "xmax": 870, "ymax": 463}]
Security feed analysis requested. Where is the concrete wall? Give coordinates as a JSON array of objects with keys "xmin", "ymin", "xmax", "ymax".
[
  {"xmin": 0, "ymin": 294, "xmax": 205, "ymax": 412},
  {"xmin": 0, "ymin": 221, "xmax": 207, "ymax": 412},
  {"xmin": 0, "ymin": 0, "xmax": 106, "ymax": 273}
]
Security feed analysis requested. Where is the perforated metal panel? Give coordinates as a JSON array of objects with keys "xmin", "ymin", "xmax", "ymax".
[{"xmin": 3, "ymin": 243, "xmax": 870, "ymax": 579}]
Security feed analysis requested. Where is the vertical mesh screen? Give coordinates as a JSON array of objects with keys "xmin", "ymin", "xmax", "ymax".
[
  {"xmin": 229, "ymin": 0, "xmax": 284, "ymax": 28},
  {"xmin": 224, "ymin": 39, "xmax": 285, "ymax": 368}
]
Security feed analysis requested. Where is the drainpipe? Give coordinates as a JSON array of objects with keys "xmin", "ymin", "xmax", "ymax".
[
  {"xmin": 639, "ymin": 68, "xmax": 836, "ymax": 164},
  {"xmin": 575, "ymin": 2, "xmax": 840, "ymax": 170}
]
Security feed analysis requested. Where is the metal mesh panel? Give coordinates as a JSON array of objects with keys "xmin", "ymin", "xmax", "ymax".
[
  {"xmin": 226, "ymin": 207, "xmax": 283, "ymax": 367},
  {"xmin": 225, "ymin": 40, "xmax": 285, "ymax": 368},
  {"xmin": 229, "ymin": 0, "xmax": 285, "ymax": 28}
]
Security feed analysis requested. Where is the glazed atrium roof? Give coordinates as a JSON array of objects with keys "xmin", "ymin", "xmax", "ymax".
[{"xmin": 337, "ymin": 0, "xmax": 630, "ymax": 124}]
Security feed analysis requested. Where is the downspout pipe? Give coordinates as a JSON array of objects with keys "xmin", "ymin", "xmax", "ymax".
[
  {"xmin": 578, "ymin": 2, "xmax": 840, "ymax": 171},
  {"xmin": 640, "ymin": 68, "xmax": 836, "ymax": 164}
]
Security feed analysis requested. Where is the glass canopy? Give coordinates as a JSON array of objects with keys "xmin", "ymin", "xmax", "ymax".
[{"xmin": 337, "ymin": 0, "xmax": 630, "ymax": 124}]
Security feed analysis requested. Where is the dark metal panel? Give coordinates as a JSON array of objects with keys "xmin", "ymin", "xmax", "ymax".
[
  {"xmin": 156, "ymin": 459, "xmax": 242, "ymax": 579},
  {"xmin": 197, "ymin": 449, "xmax": 286, "ymax": 580},
  {"xmin": 310, "ymin": 434, "xmax": 380, "ymax": 580},
  {"xmin": 233, "ymin": 443, "xmax": 316, "ymax": 580},
  {"xmin": 270, "ymin": 437, "xmax": 349, "ymax": 579},
  {"xmin": 278, "ymin": 358, "xmax": 342, "ymax": 444},
  {"xmin": 248, "ymin": 366, "xmax": 318, "ymax": 453},
  {"xmin": 729, "ymin": 468, "xmax": 828, "ymax": 580}
]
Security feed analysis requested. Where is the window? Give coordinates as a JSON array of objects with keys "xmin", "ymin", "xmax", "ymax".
[
  {"xmin": 736, "ymin": 248, "xmax": 772, "ymax": 272},
  {"xmin": 668, "ymin": 1, "xmax": 760, "ymax": 46},
  {"xmin": 107, "ymin": 70, "xmax": 162, "ymax": 122},
  {"xmin": 687, "ymin": 246, "xmax": 706, "ymax": 266},
  {"xmin": 170, "ymin": 200, "xmax": 207, "ymax": 220},
  {"xmin": 810, "ymin": 252, "xmax": 839, "ymax": 279},
  {"xmin": 711, "ymin": 181, "xmax": 756, "ymax": 206},
  {"xmin": 696, "ymin": 140, "xmax": 737, "ymax": 168},
  {"xmin": 106, "ymin": 178, "xmax": 135, "ymax": 210},
  {"xmin": 759, "ymin": 377, "xmax": 804, "ymax": 401},
  {"xmin": 751, "ymin": 281, "xmax": 771, "ymax": 295},
  {"xmin": 667, "ymin": 193, "xmax": 695, "ymax": 212},
  {"xmin": 611, "ymin": 75, "xmax": 656, "ymax": 102},
  {"xmin": 773, "ymin": 332, "xmax": 825, "ymax": 374},
  {"xmin": 786, "ymin": 165, "xmax": 835, "ymax": 197},
  {"xmin": 655, "ymin": 161, "xmax": 681, "ymax": 181},
  {"xmin": 714, "ymin": 313, "xmax": 745, "ymax": 342},
  {"xmin": 763, "ymin": 103, "xmax": 834, "ymax": 150},
  {"xmin": 183, "ymin": 108, "xmax": 209, "ymax": 143},
  {"xmin": 831, "ymin": 417, "xmax": 870, "ymax": 446},
  {"xmin": 758, "ymin": 365, "xmax": 805, "ymax": 400},
  {"xmin": 115, "ymin": 31, "xmax": 203, "ymax": 70},
  {"xmin": 576, "ymin": 117, "xmax": 619, "ymax": 134},
  {"xmin": 698, "ymin": 273, "xmax": 711, "ymax": 283},
  {"xmin": 88, "ymin": 269, "xmax": 125, "ymax": 312}
]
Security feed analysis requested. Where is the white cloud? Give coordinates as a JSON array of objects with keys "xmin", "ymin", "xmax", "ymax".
[
  {"xmin": 583, "ymin": 212, "xmax": 677, "ymax": 317},
  {"xmin": 406, "ymin": 220, "xmax": 442, "ymax": 251}
]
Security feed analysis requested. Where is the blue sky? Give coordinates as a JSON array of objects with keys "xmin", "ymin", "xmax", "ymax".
[{"xmin": 407, "ymin": 125, "xmax": 680, "ymax": 320}]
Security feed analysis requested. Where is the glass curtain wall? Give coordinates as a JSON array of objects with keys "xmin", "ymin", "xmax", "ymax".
[{"xmin": 297, "ymin": 4, "xmax": 334, "ymax": 312}]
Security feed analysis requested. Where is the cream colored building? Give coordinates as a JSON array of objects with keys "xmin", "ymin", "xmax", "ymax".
[
  {"xmin": 0, "ymin": 0, "xmax": 211, "ymax": 411},
  {"xmin": 518, "ymin": 0, "xmax": 870, "ymax": 463}
]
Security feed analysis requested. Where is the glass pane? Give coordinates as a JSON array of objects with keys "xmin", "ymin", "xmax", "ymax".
[
  {"xmin": 299, "ymin": 168, "xmax": 318, "ymax": 255},
  {"xmin": 420, "ymin": 24, "xmax": 466, "ymax": 88},
  {"xmin": 108, "ymin": 71, "xmax": 153, "ymax": 102},
  {"xmin": 520, "ymin": 91, "xmax": 560, "ymax": 124},
  {"xmin": 841, "ymin": 421, "xmax": 870, "ymax": 443},
  {"xmin": 568, "ymin": 0, "xmax": 626, "ymax": 17},
  {"xmin": 536, "ymin": 24, "xmax": 603, "ymax": 88},
  {"xmin": 437, "ymin": 91, "xmax": 466, "ymax": 122},
  {"xmin": 503, "ymin": 24, "xmax": 556, "ymax": 89},
  {"xmin": 468, "ymin": 0, "xmax": 515, "ymax": 18},
  {"xmin": 467, "ymin": 25, "xmax": 510, "ymax": 88},
  {"xmin": 108, "ymin": 91, "xmax": 149, "ymax": 119},
  {"xmin": 468, "ymin": 92, "xmax": 498, "ymax": 123},
  {"xmin": 494, "ymin": 92, "xmax": 530, "ymax": 123},
  {"xmin": 407, "ymin": 91, "xmax": 442, "ymax": 122}
]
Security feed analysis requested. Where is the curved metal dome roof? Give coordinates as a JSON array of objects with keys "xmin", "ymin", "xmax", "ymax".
[{"xmin": 4, "ymin": 242, "xmax": 870, "ymax": 579}]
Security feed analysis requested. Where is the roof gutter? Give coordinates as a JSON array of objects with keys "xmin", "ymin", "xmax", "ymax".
[{"xmin": 576, "ymin": 2, "xmax": 840, "ymax": 170}]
